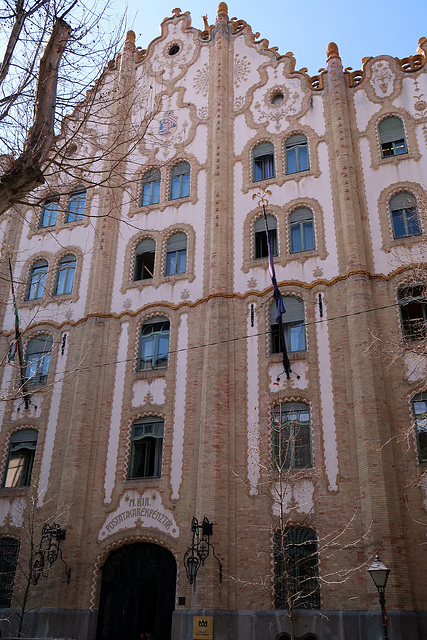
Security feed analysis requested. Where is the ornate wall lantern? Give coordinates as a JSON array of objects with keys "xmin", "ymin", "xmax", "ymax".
[
  {"xmin": 32, "ymin": 523, "xmax": 71, "ymax": 585},
  {"xmin": 183, "ymin": 517, "xmax": 222, "ymax": 585}
]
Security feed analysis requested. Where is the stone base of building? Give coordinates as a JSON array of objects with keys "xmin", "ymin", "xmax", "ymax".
[
  {"xmin": 1, "ymin": 607, "xmax": 426, "ymax": 639},
  {"xmin": 0, "ymin": 608, "xmax": 96, "ymax": 639},
  {"xmin": 172, "ymin": 608, "xmax": 427, "ymax": 640}
]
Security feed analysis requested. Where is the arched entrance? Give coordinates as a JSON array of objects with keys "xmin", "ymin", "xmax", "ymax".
[{"xmin": 96, "ymin": 542, "xmax": 177, "ymax": 640}]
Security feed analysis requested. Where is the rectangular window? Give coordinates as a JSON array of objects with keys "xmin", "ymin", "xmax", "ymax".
[
  {"xmin": 128, "ymin": 419, "xmax": 164, "ymax": 478},
  {"xmin": 0, "ymin": 538, "xmax": 20, "ymax": 608},
  {"xmin": 272, "ymin": 403, "xmax": 312, "ymax": 470}
]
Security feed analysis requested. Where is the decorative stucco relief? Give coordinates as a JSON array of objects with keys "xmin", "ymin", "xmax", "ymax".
[
  {"xmin": 98, "ymin": 490, "xmax": 179, "ymax": 540},
  {"xmin": 370, "ymin": 60, "xmax": 394, "ymax": 97},
  {"xmin": 272, "ymin": 478, "xmax": 315, "ymax": 515},
  {"xmin": 251, "ymin": 68, "xmax": 305, "ymax": 133},
  {"xmin": 147, "ymin": 19, "xmax": 198, "ymax": 82}
]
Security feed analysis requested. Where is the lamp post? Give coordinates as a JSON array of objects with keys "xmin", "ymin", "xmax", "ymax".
[{"xmin": 367, "ymin": 554, "xmax": 390, "ymax": 640}]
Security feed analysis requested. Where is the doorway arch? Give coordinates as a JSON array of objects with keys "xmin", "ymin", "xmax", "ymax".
[{"xmin": 96, "ymin": 542, "xmax": 177, "ymax": 640}]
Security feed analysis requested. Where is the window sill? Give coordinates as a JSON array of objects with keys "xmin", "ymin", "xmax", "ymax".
[
  {"xmin": 270, "ymin": 350, "xmax": 307, "ymax": 362},
  {"xmin": 135, "ymin": 368, "xmax": 168, "ymax": 379}
]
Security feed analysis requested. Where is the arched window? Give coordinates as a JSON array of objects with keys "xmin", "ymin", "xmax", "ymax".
[
  {"xmin": 3, "ymin": 429, "xmax": 38, "ymax": 488},
  {"xmin": 412, "ymin": 393, "xmax": 427, "ymax": 462},
  {"xmin": 25, "ymin": 335, "xmax": 53, "ymax": 385},
  {"xmin": 272, "ymin": 402, "xmax": 312, "ymax": 470},
  {"xmin": 389, "ymin": 192, "xmax": 421, "ymax": 238},
  {"xmin": 165, "ymin": 233, "xmax": 187, "ymax": 275},
  {"xmin": 254, "ymin": 215, "xmax": 277, "ymax": 259},
  {"xmin": 252, "ymin": 142, "xmax": 275, "ymax": 181},
  {"xmin": 27, "ymin": 260, "xmax": 48, "ymax": 300},
  {"xmin": 269, "ymin": 297, "xmax": 305, "ymax": 353},
  {"xmin": 378, "ymin": 117, "xmax": 407, "ymax": 157},
  {"xmin": 398, "ymin": 284, "xmax": 427, "ymax": 340},
  {"xmin": 40, "ymin": 197, "xmax": 59, "ymax": 228},
  {"xmin": 0, "ymin": 538, "xmax": 20, "ymax": 608},
  {"xmin": 170, "ymin": 162, "xmax": 190, "ymax": 200},
  {"xmin": 274, "ymin": 527, "xmax": 320, "ymax": 609},
  {"xmin": 66, "ymin": 190, "xmax": 86, "ymax": 222},
  {"xmin": 134, "ymin": 239, "xmax": 155, "ymax": 281},
  {"xmin": 141, "ymin": 170, "xmax": 161, "ymax": 206},
  {"xmin": 289, "ymin": 208, "xmax": 315, "ymax": 252},
  {"xmin": 138, "ymin": 317, "xmax": 170, "ymax": 370},
  {"xmin": 285, "ymin": 134, "xmax": 309, "ymax": 174},
  {"xmin": 128, "ymin": 417, "xmax": 164, "ymax": 479},
  {"xmin": 55, "ymin": 255, "xmax": 76, "ymax": 295}
]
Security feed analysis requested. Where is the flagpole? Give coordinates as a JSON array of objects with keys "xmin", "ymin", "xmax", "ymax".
[{"xmin": 8, "ymin": 257, "xmax": 30, "ymax": 409}]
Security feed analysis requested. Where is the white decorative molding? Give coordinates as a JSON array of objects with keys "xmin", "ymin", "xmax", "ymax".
[
  {"xmin": 315, "ymin": 297, "xmax": 339, "ymax": 492},
  {"xmin": 272, "ymin": 478, "xmax": 315, "ymax": 515},
  {"xmin": 104, "ymin": 322, "xmax": 129, "ymax": 504},
  {"xmin": 132, "ymin": 378, "xmax": 166, "ymax": 407},
  {"xmin": 98, "ymin": 490, "xmax": 179, "ymax": 540},
  {"xmin": 247, "ymin": 304, "xmax": 260, "ymax": 495},
  {"xmin": 171, "ymin": 313, "xmax": 188, "ymax": 500},
  {"xmin": 37, "ymin": 332, "xmax": 69, "ymax": 505}
]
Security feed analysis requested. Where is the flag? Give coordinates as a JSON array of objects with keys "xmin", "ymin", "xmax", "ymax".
[{"xmin": 263, "ymin": 206, "xmax": 291, "ymax": 379}]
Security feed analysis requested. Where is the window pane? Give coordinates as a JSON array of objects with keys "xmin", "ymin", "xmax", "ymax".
[
  {"xmin": 151, "ymin": 181, "xmax": 160, "ymax": 203},
  {"xmin": 253, "ymin": 160, "xmax": 263, "ymax": 181},
  {"xmin": 177, "ymin": 249, "xmax": 186, "ymax": 273},
  {"xmin": 40, "ymin": 200, "xmax": 58, "ymax": 227},
  {"xmin": 303, "ymin": 221, "xmax": 315, "ymax": 250},
  {"xmin": 298, "ymin": 146, "xmax": 309, "ymax": 171},
  {"xmin": 170, "ymin": 178, "xmax": 180, "ymax": 200},
  {"xmin": 392, "ymin": 210, "xmax": 406, "ymax": 238},
  {"xmin": 156, "ymin": 335, "xmax": 169, "ymax": 366},
  {"xmin": 394, "ymin": 139, "xmax": 407, "ymax": 155},
  {"xmin": 181, "ymin": 173, "xmax": 190, "ymax": 198},
  {"xmin": 166, "ymin": 253, "xmax": 176, "ymax": 275},
  {"xmin": 286, "ymin": 149, "xmax": 297, "ymax": 174},
  {"xmin": 289, "ymin": 323, "xmax": 305, "ymax": 351},
  {"xmin": 406, "ymin": 208, "xmax": 421, "ymax": 235},
  {"xmin": 66, "ymin": 191, "xmax": 86, "ymax": 222},
  {"xmin": 291, "ymin": 224, "xmax": 302, "ymax": 252}
]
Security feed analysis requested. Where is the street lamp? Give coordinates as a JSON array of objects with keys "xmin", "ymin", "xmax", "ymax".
[{"xmin": 367, "ymin": 554, "xmax": 390, "ymax": 640}]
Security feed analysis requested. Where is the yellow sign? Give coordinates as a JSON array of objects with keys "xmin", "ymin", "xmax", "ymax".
[{"xmin": 193, "ymin": 616, "xmax": 213, "ymax": 640}]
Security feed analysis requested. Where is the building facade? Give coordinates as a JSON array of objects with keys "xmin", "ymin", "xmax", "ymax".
[{"xmin": 0, "ymin": 3, "xmax": 426, "ymax": 639}]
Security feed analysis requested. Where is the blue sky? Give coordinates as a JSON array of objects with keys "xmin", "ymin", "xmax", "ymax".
[{"xmin": 126, "ymin": 1, "xmax": 427, "ymax": 74}]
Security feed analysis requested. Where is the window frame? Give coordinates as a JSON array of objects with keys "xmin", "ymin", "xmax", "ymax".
[
  {"xmin": 274, "ymin": 527, "xmax": 320, "ymax": 609},
  {"xmin": 27, "ymin": 260, "xmax": 48, "ymax": 301},
  {"xmin": 270, "ymin": 297, "xmax": 306, "ymax": 354},
  {"xmin": 25, "ymin": 335, "xmax": 53, "ymax": 386},
  {"xmin": 272, "ymin": 402, "xmax": 312, "ymax": 471},
  {"xmin": 412, "ymin": 393, "xmax": 427, "ymax": 463},
  {"xmin": 169, "ymin": 162, "xmax": 190, "ymax": 200},
  {"xmin": 398, "ymin": 284, "xmax": 427, "ymax": 341},
  {"xmin": 138, "ymin": 317, "xmax": 170, "ymax": 371},
  {"xmin": 252, "ymin": 142, "xmax": 275, "ymax": 182},
  {"xmin": 0, "ymin": 537, "xmax": 20, "ymax": 608},
  {"xmin": 3, "ymin": 429, "xmax": 38, "ymax": 488},
  {"xmin": 389, "ymin": 192, "xmax": 421, "ymax": 239},
  {"xmin": 65, "ymin": 190, "xmax": 86, "ymax": 223},
  {"xmin": 140, "ymin": 170, "xmax": 161, "ymax": 207},
  {"xmin": 378, "ymin": 116, "xmax": 407, "ymax": 159},
  {"xmin": 165, "ymin": 233, "xmax": 187, "ymax": 276},
  {"xmin": 39, "ymin": 198, "xmax": 59, "ymax": 228},
  {"xmin": 285, "ymin": 134, "xmax": 310, "ymax": 175},
  {"xmin": 128, "ymin": 417, "xmax": 164, "ymax": 479},
  {"xmin": 55, "ymin": 255, "xmax": 76, "ymax": 296},
  {"xmin": 254, "ymin": 215, "xmax": 277, "ymax": 259},
  {"xmin": 134, "ymin": 238, "xmax": 155, "ymax": 281},
  {"xmin": 289, "ymin": 208, "xmax": 315, "ymax": 253}
]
